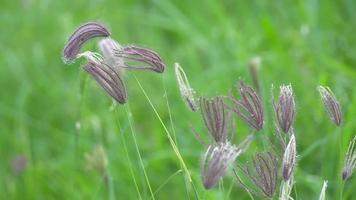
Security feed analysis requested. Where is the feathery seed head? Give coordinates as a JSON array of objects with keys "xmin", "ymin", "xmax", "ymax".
[
  {"xmin": 63, "ymin": 22, "xmax": 111, "ymax": 64},
  {"xmin": 98, "ymin": 37, "xmax": 124, "ymax": 74},
  {"xmin": 200, "ymin": 96, "xmax": 233, "ymax": 143},
  {"xmin": 114, "ymin": 45, "xmax": 165, "ymax": 73},
  {"xmin": 282, "ymin": 134, "xmax": 297, "ymax": 181},
  {"xmin": 175, "ymin": 63, "xmax": 198, "ymax": 112},
  {"xmin": 241, "ymin": 152, "xmax": 278, "ymax": 198},
  {"xmin": 201, "ymin": 142, "xmax": 240, "ymax": 189},
  {"xmin": 83, "ymin": 59, "xmax": 127, "ymax": 104},
  {"xmin": 318, "ymin": 86, "xmax": 342, "ymax": 126},
  {"xmin": 274, "ymin": 84, "xmax": 295, "ymax": 133},
  {"xmin": 342, "ymin": 135, "xmax": 356, "ymax": 181},
  {"xmin": 228, "ymin": 81, "xmax": 264, "ymax": 130}
]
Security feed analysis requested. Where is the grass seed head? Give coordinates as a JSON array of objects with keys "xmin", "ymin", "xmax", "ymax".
[
  {"xmin": 175, "ymin": 63, "xmax": 198, "ymax": 112},
  {"xmin": 200, "ymin": 96, "xmax": 233, "ymax": 143},
  {"xmin": 83, "ymin": 58, "xmax": 127, "ymax": 104},
  {"xmin": 282, "ymin": 134, "xmax": 297, "ymax": 181},
  {"xmin": 63, "ymin": 22, "xmax": 111, "ymax": 64},
  {"xmin": 228, "ymin": 81, "xmax": 264, "ymax": 131},
  {"xmin": 342, "ymin": 135, "xmax": 356, "ymax": 181},
  {"xmin": 318, "ymin": 86, "xmax": 342, "ymax": 126},
  {"xmin": 201, "ymin": 142, "xmax": 240, "ymax": 189},
  {"xmin": 274, "ymin": 84, "xmax": 295, "ymax": 134},
  {"xmin": 114, "ymin": 45, "xmax": 166, "ymax": 73}
]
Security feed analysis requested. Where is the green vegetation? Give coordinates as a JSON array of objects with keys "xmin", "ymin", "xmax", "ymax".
[{"xmin": 1, "ymin": 0, "xmax": 355, "ymax": 199}]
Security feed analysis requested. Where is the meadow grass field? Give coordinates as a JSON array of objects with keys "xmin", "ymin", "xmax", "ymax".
[{"xmin": 1, "ymin": 0, "xmax": 356, "ymax": 199}]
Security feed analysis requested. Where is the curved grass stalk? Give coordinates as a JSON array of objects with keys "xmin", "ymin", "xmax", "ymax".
[
  {"xmin": 134, "ymin": 75, "xmax": 200, "ymax": 199},
  {"xmin": 113, "ymin": 109, "xmax": 143, "ymax": 200},
  {"xmin": 124, "ymin": 103, "xmax": 155, "ymax": 200},
  {"xmin": 161, "ymin": 76, "xmax": 192, "ymax": 200},
  {"xmin": 150, "ymin": 169, "xmax": 183, "ymax": 199}
]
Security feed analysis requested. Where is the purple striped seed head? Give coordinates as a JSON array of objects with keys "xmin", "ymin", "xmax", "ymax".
[
  {"xmin": 228, "ymin": 81, "xmax": 264, "ymax": 131},
  {"xmin": 114, "ymin": 45, "xmax": 165, "ymax": 73},
  {"xmin": 83, "ymin": 59, "xmax": 127, "ymax": 104},
  {"xmin": 274, "ymin": 85, "xmax": 295, "ymax": 134},
  {"xmin": 200, "ymin": 96, "xmax": 232, "ymax": 143},
  {"xmin": 240, "ymin": 152, "xmax": 278, "ymax": 198},
  {"xmin": 201, "ymin": 142, "xmax": 240, "ymax": 189},
  {"xmin": 318, "ymin": 86, "xmax": 342, "ymax": 126},
  {"xmin": 282, "ymin": 134, "xmax": 297, "ymax": 181},
  {"xmin": 63, "ymin": 22, "xmax": 111, "ymax": 64}
]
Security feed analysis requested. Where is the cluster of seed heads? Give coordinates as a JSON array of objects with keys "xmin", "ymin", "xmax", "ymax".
[
  {"xmin": 62, "ymin": 22, "xmax": 166, "ymax": 103},
  {"xmin": 61, "ymin": 21, "xmax": 353, "ymax": 198}
]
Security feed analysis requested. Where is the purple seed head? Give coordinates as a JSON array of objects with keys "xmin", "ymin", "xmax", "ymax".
[
  {"xmin": 63, "ymin": 22, "xmax": 111, "ymax": 64},
  {"xmin": 240, "ymin": 152, "xmax": 278, "ymax": 198},
  {"xmin": 114, "ymin": 45, "xmax": 166, "ymax": 73},
  {"xmin": 201, "ymin": 142, "xmax": 240, "ymax": 189},
  {"xmin": 200, "ymin": 96, "xmax": 233, "ymax": 143},
  {"xmin": 318, "ymin": 86, "xmax": 342, "ymax": 126},
  {"xmin": 227, "ymin": 81, "xmax": 264, "ymax": 131},
  {"xmin": 83, "ymin": 59, "xmax": 127, "ymax": 104},
  {"xmin": 274, "ymin": 84, "xmax": 295, "ymax": 133}
]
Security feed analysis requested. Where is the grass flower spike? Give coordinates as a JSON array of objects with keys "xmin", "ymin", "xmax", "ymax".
[
  {"xmin": 200, "ymin": 97, "xmax": 232, "ymax": 143},
  {"xmin": 201, "ymin": 142, "xmax": 240, "ymax": 189},
  {"xmin": 274, "ymin": 84, "xmax": 295, "ymax": 133},
  {"xmin": 239, "ymin": 152, "xmax": 278, "ymax": 198},
  {"xmin": 227, "ymin": 81, "xmax": 264, "ymax": 130},
  {"xmin": 115, "ymin": 45, "xmax": 165, "ymax": 73},
  {"xmin": 318, "ymin": 86, "xmax": 342, "ymax": 126},
  {"xmin": 63, "ymin": 22, "xmax": 111, "ymax": 63},
  {"xmin": 175, "ymin": 63, "xmax": 198, "ymax": 112},
  {"xmin": 98, "ymin": 37, "xmax": 125, "ymax": 74},
  {"xmin": 342, "ymin": 135, "xmax": 356, "ymax": 180},
  {"xmin": 83, "ymin": 59, "xmax": 127, "ymax": 104},
  {"xmin": 282, "ymin": 134, "xmax": 297, "ymax": 181}
]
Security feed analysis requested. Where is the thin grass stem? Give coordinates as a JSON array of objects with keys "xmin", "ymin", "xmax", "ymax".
[
  {"xmin": 113, "ymin": 108, "xmax": 143, "ymax": 200},
  {"xmin": 134, "ymin": 75, "xmax": 200, "ymax": 199},
  {"xmin": 124, "ymin": 104, "xmax": 156, "ymax": 200}
]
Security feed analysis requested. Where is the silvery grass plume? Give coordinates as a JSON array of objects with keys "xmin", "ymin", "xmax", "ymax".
[
  {"xmin": 317, "ymin": 86, "xmax": 342, "ymax": 126},
  {"xmin": 238, "ymin": 152, "xmax": 278, "ymax": 198},
  {"xmin": 318, "ymin": 181, "xmax": 328, "ymax": 200},
  {"xmin": 279, "ymin": 175, "xmax": 294, "ymax": 200},
  {"xmin": 342, "ymin": 135, "xmax": 356, "ymax": 180},
  {"xmin": 226, "ymin": 80, "xmax": 264, "ymax": 131},
  {"xmin": 175, "ymin": 63, "xmax": 198, "ymax": 112},
  {"xmin": 201, "ymin": 142, "xmax": 240, "ymax": 189},
  {"xmin": 98, "ymin": 37, "xmax": 125, "ymax": 74},
  {"xmin": 200, "ymin": 97, "xmax": 233, "ymax": 143},
  {"xmin": 114, "ymin": 45, "xmax": 165, "ymax": 73},
  {"xmin": 273, "ymin": 84, "xmax": 295, "ymax": 134},
  {"xmin": 78, "ymin": 51, "xmax": 127, "ymax": 104},
  {"xmin": 63, "ymin": 22, "xmax": 111, "ymax": 63},
  {"xmin": 282, "ymin": 134, "xmax": 297, "ymax": 181}
]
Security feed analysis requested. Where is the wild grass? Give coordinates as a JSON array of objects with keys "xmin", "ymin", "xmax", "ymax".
[{"xmin": 1, "ymin": 0, "xmax": 356, "ymax": 199}]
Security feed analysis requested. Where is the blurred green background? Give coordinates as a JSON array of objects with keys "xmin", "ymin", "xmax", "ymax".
[{"xmin": 1, "ymin": 0, "xmax": 356, "ymax": 199}]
